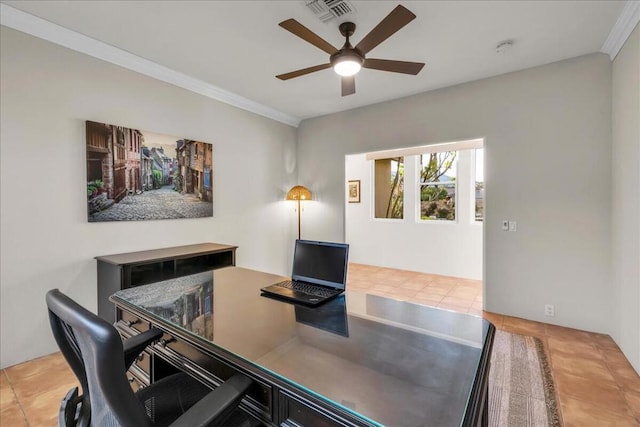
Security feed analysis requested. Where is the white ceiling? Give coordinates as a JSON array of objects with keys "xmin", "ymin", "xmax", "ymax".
[{"xmin": 0, "ymin": 1, "xmax": 631, "ymax": 124}]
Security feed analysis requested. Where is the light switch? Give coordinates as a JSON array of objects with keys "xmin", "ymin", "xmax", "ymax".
[{"xmin": 509, "ymin": 221, "xmax": 517, "ymax": 232}]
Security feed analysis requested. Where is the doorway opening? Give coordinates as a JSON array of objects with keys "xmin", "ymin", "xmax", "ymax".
[{"xmin": 344, "ymin": 138, "xmax": 485, "ymax": 315}]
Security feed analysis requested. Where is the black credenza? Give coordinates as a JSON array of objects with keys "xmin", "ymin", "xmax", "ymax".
[{"xmin": 96, "ymin": 243, "xmax": 237, "ymax": 323}]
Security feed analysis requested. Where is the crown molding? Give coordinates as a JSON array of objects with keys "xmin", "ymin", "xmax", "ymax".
[
  {"xmin": 601, "ymin": 1, "xmax": 640, "ymax": 60},
  {"xmin": 0, "ymin": 3, "xmax": 301, "ymax": 128}
]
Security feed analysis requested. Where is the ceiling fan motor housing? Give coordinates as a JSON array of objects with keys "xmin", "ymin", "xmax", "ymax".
[{"xmin": 331, "ymin": 21, "xmax": 364, "ymax": 67}]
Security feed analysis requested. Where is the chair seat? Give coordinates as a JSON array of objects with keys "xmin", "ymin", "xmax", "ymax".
[
  {"xmin": 135, "ymin": 373, "xmax": 263, "ymax": 427},
  {"xmin": 136, "ymin": 373, "xmax": 211, "ymax": 426}
]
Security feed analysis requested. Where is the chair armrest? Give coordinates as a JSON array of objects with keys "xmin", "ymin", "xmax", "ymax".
[
  {"xmin": 123, "ymin": 328, "xmax": 163, "ymax": 370},
  {"xmin": 169, "ymin": 374, "xmax": 252, "ymax": 427}
]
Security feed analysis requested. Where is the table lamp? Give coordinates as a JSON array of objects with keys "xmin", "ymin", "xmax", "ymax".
[{"xmin": 286, "ymin": 185, "xmax": 312, "ymax": 240}]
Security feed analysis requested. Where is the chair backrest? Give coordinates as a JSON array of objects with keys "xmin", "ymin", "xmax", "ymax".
[{"xmin": 46, "ymin": 289, "xmax": 152, "ymax": 427}]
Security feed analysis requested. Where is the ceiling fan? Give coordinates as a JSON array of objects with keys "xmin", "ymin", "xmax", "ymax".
[{"xmin": 276, "ymin": 5, "xmax": 425, "ymax": 97}]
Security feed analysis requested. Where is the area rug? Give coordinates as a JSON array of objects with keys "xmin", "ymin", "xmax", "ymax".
[{"xmin": 489, "ymin": 330, "xmax": 561, "ymax": 427}]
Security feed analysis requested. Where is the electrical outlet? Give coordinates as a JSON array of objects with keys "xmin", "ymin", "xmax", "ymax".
[
  {"xmin": 502, "ymin": 220, "xmax": 509, "ymax": 231},
  {"xmin": 544, "ymin": 304, "xmax": 555, "ymax": 316},
  {"xmin": 508, "ymin": 221, "xmax": 517, "ymax": 232}
]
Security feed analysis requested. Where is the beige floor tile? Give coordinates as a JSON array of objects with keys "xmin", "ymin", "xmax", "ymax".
[
  {"xmin": 554, "ymin": 370, "xmax": 632, "ymax": 417},
  {"xmin": 396, "ymin": 280, "xmax": 429, "ymax": 291},
  {"xmin": 608, "ymin": 362, "xmax": 640, "ymax": 393},
  {"xmin": 439, "ymin": 296, "xmax": 474, "ymax": 309},
  {"xmin": 550, "ymin": 352, "xmax": 619, "ymax": 386},
  {"xmin": 0, "ymin": 404, "xmax": 29, "ymax": 427},
  {"xmin": 624, "ymin": 389, "xmax": 640, "ymax": 421},
  {"xmin": 560, "ymin": 395, "xmax": 638, "ymax": 427},
  {"xmin": 502, "ymin": 316, "xmax": 547, "ymax": 338},
  {"xmin": 546, "ymin": 336, "xmax": 600, "ymax": 357},
  {"xmin": 446, "ymin": 288, "xmax": 480, "ymax": 299},
  {"xmin": 590, "ymin": 332, "xmax": 622, "ymax": 351},
  {"xmin": 421, "ymin": 284, "xmax": 452, "ymax": 295},
  {"xmin": 470, "ymin": 301, "xmax": 483, "ymax": 311},
  {"xmin": 545, "ymin": 324, "xmax": 594, "ymax": 342},
  {"xmin": 0, "ymin": 371, "xmax": 17, "ymax": 407},
  {"xmin": 457, "ymin": 278, "xmax": 482, "ymax": 288}
]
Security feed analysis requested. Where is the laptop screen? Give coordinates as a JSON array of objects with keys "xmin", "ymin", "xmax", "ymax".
[{"xmin": 291, "ymin": 240, "xmax": 349, "ymax": 289}]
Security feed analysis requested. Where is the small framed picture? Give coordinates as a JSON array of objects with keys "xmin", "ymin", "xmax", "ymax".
[{"xmin": 348, "ymin": 180, "xmax": 360, "ymax": 203}]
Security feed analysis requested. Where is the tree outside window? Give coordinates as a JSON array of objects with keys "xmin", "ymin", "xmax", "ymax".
[
  {"xmin": 420, "ymin": 151, "xmax": 457, "ymax": 221},
  {"xmin": 374, "ymin": 157, "xmax": 404, "ymax": 219}
]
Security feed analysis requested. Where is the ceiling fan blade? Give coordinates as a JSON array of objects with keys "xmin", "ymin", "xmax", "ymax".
[
  {"xmin": 341, "ymin": 76, "xmax": 356, "ymax": 96},
  {"xmin": 279, "ymin": 19, "xmax": 338, "ymax": 55},
  {"xmin": 355, "ymin": 5, "xmax": 416, "ymax": 55},
  {"xmin": 276, "ymin": 63, "xmax": 332, "ymax": 80},
  {"xmin": 363, "ymin": 58, "xmax": 425, "ymax": 75}
]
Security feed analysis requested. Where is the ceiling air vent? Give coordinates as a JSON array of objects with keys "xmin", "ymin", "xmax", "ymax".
[{"xmin": 306, "ymin": 0, "xmax": 356, "ymax": 24}]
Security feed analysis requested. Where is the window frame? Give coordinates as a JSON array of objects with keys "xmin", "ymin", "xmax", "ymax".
[
  {"xmin": 472, "ymin": 148, "xmax": 484, "ymax": 223},
  {"xmin": 418, "ymin": 151, "xmax": 459, "ymax": 223}
]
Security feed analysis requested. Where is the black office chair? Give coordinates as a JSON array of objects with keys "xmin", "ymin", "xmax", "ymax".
[{"xmin": 46, "ymin": 288, "xmax": 253, "ymax": 427}]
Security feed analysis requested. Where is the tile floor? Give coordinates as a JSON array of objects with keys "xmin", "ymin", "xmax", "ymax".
[{"xmin": 2, "ymin": 263, "xmax": 639, "ymax": 426}]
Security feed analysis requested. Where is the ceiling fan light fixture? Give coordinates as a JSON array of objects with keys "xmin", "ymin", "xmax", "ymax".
[
  {"xmin": 333, "ymin": 58, "xmax": 361, "ymax": 76},
  {"xmin": 331, "ymin": 49, "xmax": 364, "ymax": 76}
]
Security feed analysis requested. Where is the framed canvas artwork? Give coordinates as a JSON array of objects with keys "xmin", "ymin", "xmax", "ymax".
[{"xmin": 86, "ymin": 120, "xmax": 213, "ymax": 222}]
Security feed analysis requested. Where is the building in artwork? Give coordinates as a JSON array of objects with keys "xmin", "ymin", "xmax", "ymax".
[
  {"xmin": 149, "ymin": 147, "xmax": 174, "ymax": 185},
  {"xmin": 175, "ymin": 139, "xmax": 213, "ymax": 201},
  {"xmin": 125, "ymin": 128, "xmax": 143, "ymax": 195},
  {"xmin": 85, "ymin": 121, "xmax": 142, "ymax": 204},
  {"xmin": 141, "ymin": 147, "xmax": 153, "ymax": 191}
]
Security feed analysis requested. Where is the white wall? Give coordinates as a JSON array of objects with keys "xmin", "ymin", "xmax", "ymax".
[
  {"xmin": 0, "ymin": 28, "xmax": 298, "ymax": 368},
  {"xmin": 345, "ymin": 151, "xmax": 482, "ymax": 279},
  {"xmin": 297, "ymin": 53, "xmax": 612, "ymax": 334},
  {"xmin": 611, "ymin": 24, "xmax": 640, "ymax": 373}
]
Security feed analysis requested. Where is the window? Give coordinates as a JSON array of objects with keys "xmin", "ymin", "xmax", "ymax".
[
  {"xmin": 366, "ymin": 139, "xmax": 483, "ymax": 223},
  {"xmin": 374, "ymin": 157, "xmax": 404, "ymax": 219},
  {"xmin": 475, "ymin": 148, "xmax": 484, "ymax": 221},
  {"xmin": 419, "ymin": 151, "xmax": 457, "ymax": 221}
]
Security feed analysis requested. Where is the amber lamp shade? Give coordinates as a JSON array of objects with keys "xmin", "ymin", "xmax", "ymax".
[{"xmin": 286, "ymin": 186, "xmax": 312, "ymax": 239}]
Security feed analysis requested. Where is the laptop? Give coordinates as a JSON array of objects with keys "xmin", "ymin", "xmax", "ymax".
[{"xmin": 261, "ymin": 240, "xmax": 349, "ymax": 306}]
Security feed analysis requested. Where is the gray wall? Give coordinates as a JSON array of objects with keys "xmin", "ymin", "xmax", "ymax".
[
  {"xmin": 297, "ymin": 53, "xmax": 613, "ymax": 334},
  {"xmin": 611, "ymin": 24, "xmax": 640, "ymax": 373},
  {"xmin": 0, "ymin": 28, "xmax": 297, "ymax": 368}
]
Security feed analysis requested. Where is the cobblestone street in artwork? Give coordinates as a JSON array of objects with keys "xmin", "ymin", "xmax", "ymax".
[{"xmin": 89, "ymin": 185, "xmax": 212, "ymax": 222}]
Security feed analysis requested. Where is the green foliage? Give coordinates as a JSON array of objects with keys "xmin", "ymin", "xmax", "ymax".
[
  {"xmin": 425, "ymin": 202, "xmax": 437, "ymax": 217},
  {"xmin": 437, "ymin": 208, "xmax": 450, "ymax": 219},
  {"xmin": 421, "ymin": 186, "xmax": 449, "ymax": 201},
  {"xmin": 87, "ymin": 180, "xmax": 105, "ymax": 198},
  {"xmin": 152, "ymin": 170, "xmax": 162, "ymax": 189}
]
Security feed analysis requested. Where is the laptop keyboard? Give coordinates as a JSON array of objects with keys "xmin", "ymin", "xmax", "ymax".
[{"xmin": 276, "ymin": 281, "xmax": 336, "ymax": 298}]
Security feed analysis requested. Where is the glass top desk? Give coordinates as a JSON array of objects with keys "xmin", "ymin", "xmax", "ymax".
[{"xmin": 110, "ymin": 267, "xmax": 494, "ymax": 427}]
